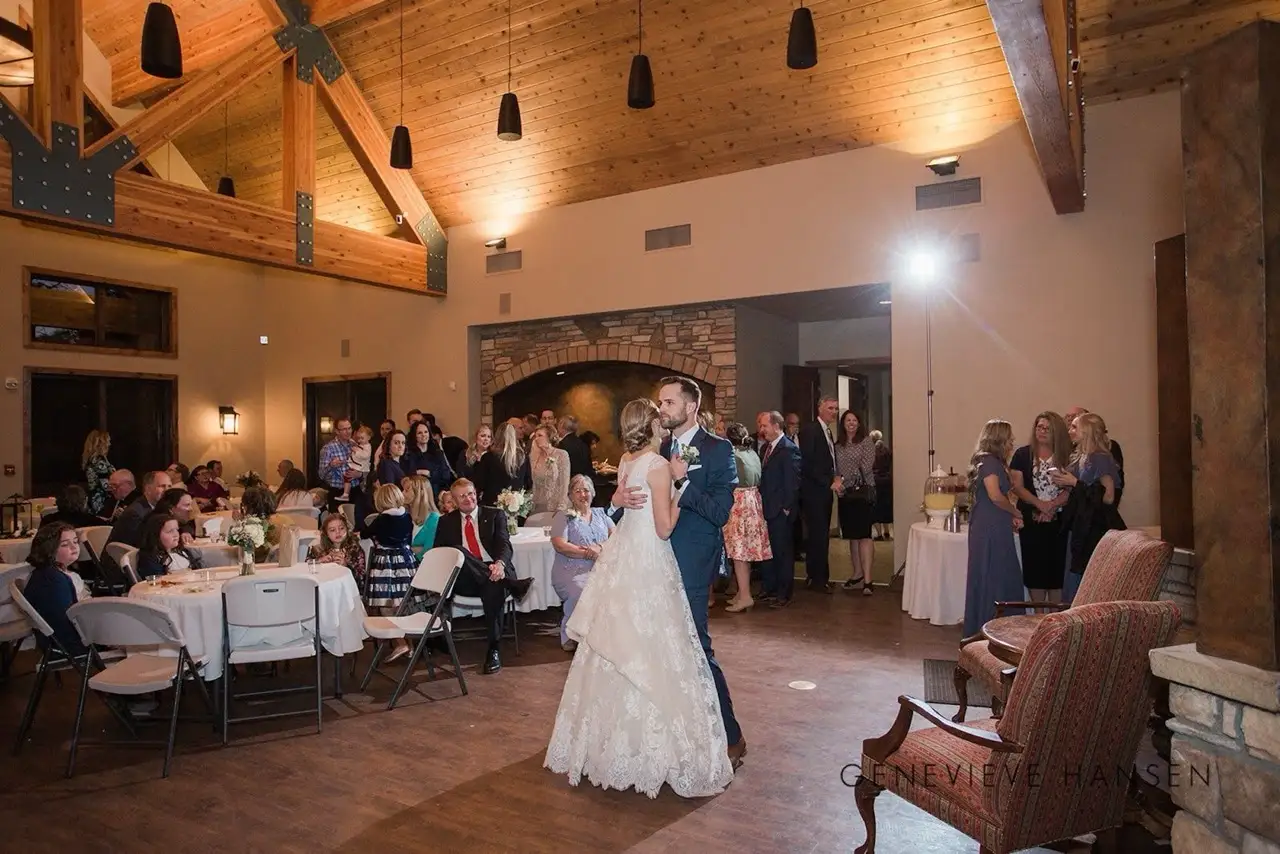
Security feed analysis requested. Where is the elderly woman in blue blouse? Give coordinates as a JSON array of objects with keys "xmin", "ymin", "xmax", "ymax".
[{"xmin": 549, "ymin": 474, "xmax": 615, "ymax": 652}]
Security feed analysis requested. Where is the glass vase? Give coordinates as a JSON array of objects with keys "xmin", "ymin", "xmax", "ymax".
[
  {"xmin": 239, "ymin": 548, "xmax": 256, "ymax": 576},
  {"xmin": 507, "ymin": 516, "xmax": 518, "ymax": 536}
]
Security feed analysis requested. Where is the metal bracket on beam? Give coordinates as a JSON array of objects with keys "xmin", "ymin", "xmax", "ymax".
[
  {"xmin": 1, "ymin": 107, "xmax": 133, "ymax": 226},
  {"xmin": 416, "ymin": 212, "xmax": 448, "ymax": 294},
  {"xmin": 296, "ymin": 191, "xmax": 314, "ymax": 265},
  {"xmin": 273, "ymin": 0, "xmax": 344, "ymax": 84}
]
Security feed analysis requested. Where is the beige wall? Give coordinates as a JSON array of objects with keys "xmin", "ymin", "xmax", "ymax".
[
  {"xmin": 800, "ymin": 316, "xmax": 892, "ymax": 364},
  {"xmin": 734, "ymin": 305, "xmax": 799, "ymax": 424},
  {"xmin": 2, "ymin": 90, "xmax": 1182, "ymax": 570}
]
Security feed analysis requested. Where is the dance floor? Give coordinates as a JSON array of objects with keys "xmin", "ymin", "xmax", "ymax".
[{"xmin": 0, "ymin": 569, "xmax": 1163, "ymax": 853}]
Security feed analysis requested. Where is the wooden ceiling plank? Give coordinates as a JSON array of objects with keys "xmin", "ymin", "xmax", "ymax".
[
  {"xmin": 986, "ymin": 0, "xmax": 1084, "ymax": 214},
  {"xmin": 281, "ymin": 54, "xmax": 316, "ymax": 209},
  {"xmin": 0, "ymin": 138, "xmax": 431, "ymax": 292},
  {"xmin": 32, "ymin": 0, "xmax": 83, "ymax": 147},
  {"xmin": 84, "ymin": 34, "xmax": 291, "ymax": 170}
]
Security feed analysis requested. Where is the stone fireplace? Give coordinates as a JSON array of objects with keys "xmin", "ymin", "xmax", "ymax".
[{"xmin": 478, "ymin": 303, "xmax": 737, "ymax": 454}]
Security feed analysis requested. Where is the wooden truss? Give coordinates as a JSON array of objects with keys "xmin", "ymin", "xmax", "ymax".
[
  {"xmin": 985, "ymin": 0, "xmax": 1086, "ymax": 215},
  {"xmin": 0, "ymin": 0, "xmax": 445, "ymax": 294}
]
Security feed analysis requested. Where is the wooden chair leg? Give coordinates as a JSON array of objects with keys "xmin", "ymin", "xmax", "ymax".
[
  {"xmin": 952, "ymin": 664, "xmax": 971, "ymax": 723},
  {"xmin": 854, "ymin": 776, "xmax": 881, "ymax": 854}
]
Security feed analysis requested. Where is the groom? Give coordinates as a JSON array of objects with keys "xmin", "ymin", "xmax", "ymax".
[{"xmin": 611, "ymin": 376, "xmax": 747, "ymax": 769}]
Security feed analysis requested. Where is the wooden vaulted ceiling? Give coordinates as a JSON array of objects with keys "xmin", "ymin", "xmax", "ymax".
[{"xmin": 75, "ymin": 0, "xmax": 1280, "ymax": 234}]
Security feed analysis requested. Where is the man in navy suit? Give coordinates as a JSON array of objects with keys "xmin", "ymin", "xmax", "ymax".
[
  {"xmin": 797, "ymin": 395, "xmax": 842, "ymax": 592},
  {"xmin": 756, "ymin": 410, "xmax": 801, "ymax": 607},
  {"xmin": 611, "ymin": 376, "xmax": 747, "ymax": 769}
]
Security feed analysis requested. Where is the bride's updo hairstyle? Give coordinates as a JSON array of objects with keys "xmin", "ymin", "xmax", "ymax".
[{"xmin": 620, "ymin": 398, "xmax": 661, "ymax": 453}]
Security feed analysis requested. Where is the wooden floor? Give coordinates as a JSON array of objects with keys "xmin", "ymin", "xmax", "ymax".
[{"xmin": 0, "ymin": 555, "xmax": 1163, "ymax": 853}]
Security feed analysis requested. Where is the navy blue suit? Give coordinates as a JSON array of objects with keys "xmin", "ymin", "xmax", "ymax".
[
  {"xmin": 797, "ymin": 420, "xmax": 837, "ymax": 586},
  {"xmin": 610, "ymin": 426, "xmax": 743, "ymax": 745},
  {"xmin": 759, "ymin": 435, "xmax": 801, "ymax": 601}
]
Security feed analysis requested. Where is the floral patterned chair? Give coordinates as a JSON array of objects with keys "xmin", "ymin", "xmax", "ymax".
[
  {"xmin": 854, "ymin": 600, "xmax": 1181, "ymax": 854},
  {"xmin": 953, "ymin": 529, "xmax": 1173, "ymax": 722}
]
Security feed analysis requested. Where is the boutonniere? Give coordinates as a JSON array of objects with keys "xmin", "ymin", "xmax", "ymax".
[
  {"xmin": 680, "ymin": 444, "xmax": 700, "ymax": 464},
  {"xmin": 565, "ymin": 508, "xmax": 581, "ymax": 520}
]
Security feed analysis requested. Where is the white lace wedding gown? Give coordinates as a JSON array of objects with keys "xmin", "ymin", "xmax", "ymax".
[{"xmin": 544, "ymin": 452, "xmax": 734, "ymax": 798}]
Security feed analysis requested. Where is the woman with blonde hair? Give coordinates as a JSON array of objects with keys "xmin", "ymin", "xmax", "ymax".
[
  {"xmin": 456, "ymin": 423, "xmax": 493, "ymax": 480},
  {"xmin": 365, "ymin": 482, "xmax": 416, "ymax": 660},
  {"xmin": 1009, "ymin": 411, "xmax": 1072, "ymax": 602},
  {"xmin": 530, "ymin": 425, "xmax": 571, "ymax": 514},
  {"xmin": 81, "ymin": 429, "xmax": 115, "ymax": 516},
  {"xmin": 962, "ymin": 419, "xmax": 1025, "ymax": 637},
  {"xmin": 472, "ymin": 421, "xmax": 531, "ymax": 507},
  {"xmin": 1053, "ymin": 412, "xmax": 1125, "ymax": 602},
  {"xmin": 403, "ymin": 474, "xmax": 441, "ymax": 557},
  {"xmin": 721, "ymin": 422, "xmax": 770, "ymax": 612}
]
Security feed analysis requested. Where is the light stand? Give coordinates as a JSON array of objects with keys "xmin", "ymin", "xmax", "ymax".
[{"xmin": 925, "ymin": 285, "xmax": 935, "ymax": 474}]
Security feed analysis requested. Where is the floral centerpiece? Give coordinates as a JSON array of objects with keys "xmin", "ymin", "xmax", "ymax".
[
  {"xmin": 496, "ymin": 488, "xmax": 533, "ymax": 535},
  {"xmin": 236, "ymin": 470, "xmax": 264, "ymax": 489},
  {"xmin": 226, "ymin": 516, "xmax": 268, "ymax": 574}
]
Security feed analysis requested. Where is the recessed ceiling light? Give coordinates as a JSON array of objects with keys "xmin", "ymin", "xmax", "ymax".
[
  {"xmin": 879, "ymin": 299, "xmax": 892, "ymax": 305},
  {"xmin": 555, "ymin": 370, "xmax": 565, "ymax": 376},
  {"xmin": 259, "ymin": 335, "xmax": 269, "ymax": 345}
]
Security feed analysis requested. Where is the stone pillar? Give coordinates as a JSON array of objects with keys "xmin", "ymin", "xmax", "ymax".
[
  {"xmin": 1158, "ymin": 20, "xmax": 1280, "ymax": 854},
  {"xmin": 1183, "ymin": 19, "xmax": 1280, "ymax": 673}
]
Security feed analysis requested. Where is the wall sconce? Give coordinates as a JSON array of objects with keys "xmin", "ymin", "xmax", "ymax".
[
  {"xmin": 219, "ymin": 405, "xmax": 240, "ymax": 435},
  {"xmin": 926, "ymin": 155, "xmax": 960, "ymax": 176},
  {"xmin": 319, "ymin": 416, "xmax": 334, "ymax": 434},
  {"xmin": 484, "ymin": 237, "xmax": 507, "ymax": 250}
]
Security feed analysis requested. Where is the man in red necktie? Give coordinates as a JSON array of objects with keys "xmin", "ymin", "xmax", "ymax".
[{"xmin": 433, "ymin": 478, "xmax": 532, "ymax": 674}]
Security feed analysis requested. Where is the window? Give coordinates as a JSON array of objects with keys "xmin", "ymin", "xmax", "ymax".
[{"xmin": 25, "ymin": 269, "xmax": 175, "ymax": 356}]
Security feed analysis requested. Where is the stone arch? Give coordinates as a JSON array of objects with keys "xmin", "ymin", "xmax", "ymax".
[{"xmin": 480, "ymin": 343, "xmax": 723, "ymax": 422}]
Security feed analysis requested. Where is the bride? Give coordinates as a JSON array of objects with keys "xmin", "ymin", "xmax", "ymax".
[{"xmin": 544, "ymin": 398, "xmax": 734, "ymax": 798}]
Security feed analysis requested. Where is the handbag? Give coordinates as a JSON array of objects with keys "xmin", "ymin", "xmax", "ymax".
[{"xmin": 842, "ymin": 474, "xmax": 875, "ymax": 504}]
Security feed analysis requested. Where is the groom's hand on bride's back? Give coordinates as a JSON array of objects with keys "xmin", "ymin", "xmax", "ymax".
[{"xmin": 612, "ymin": 484, "xmax": 648, "ymax": 510}]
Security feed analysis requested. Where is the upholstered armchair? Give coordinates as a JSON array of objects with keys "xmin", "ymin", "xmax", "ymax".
[
  {"xmin": 953, "ymin": 529, "xmax": 1173, "ymax": 722},
  {"xmin": 854, "ymin": 601, "xmax": 1180, "ymax": 854}
]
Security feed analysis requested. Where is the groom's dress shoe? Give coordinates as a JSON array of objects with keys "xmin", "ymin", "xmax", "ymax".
[
  {"xmin": 507, "ymin": 577, "xmax": 534, "ymax": 602},
  {"xmin": 483, "ymin": 647, "xmax": 502, "ymax": 674},
  {"xmin": 728, "ymin": 737, "xmax": 747, "ymax": 770}
]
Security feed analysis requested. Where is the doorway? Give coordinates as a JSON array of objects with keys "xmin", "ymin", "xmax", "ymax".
[
  {"xmin": 25, "ymin": 369, "xmax": 177, "ymax": 498},
  {"xmin": 302, "ymin": 374, "xmax": 389, "ymax": 488}
]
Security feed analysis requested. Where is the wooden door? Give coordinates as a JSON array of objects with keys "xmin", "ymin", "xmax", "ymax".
[
  {"xmin": 303, "ymin": 375, "xmax": 389, "ymax": 487},
  {"xmin": 782, "ymin": 365, "xmax": 820, "ymax": 424}
]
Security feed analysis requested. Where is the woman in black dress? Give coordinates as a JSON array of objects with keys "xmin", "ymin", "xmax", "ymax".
[
  {"xmin": 471, "ymin": 421, "xmax": 531, "ymax": 507},
  {"xmin": 1008, "ymin": 411, "xmax": 1072, "ymax": 602}
]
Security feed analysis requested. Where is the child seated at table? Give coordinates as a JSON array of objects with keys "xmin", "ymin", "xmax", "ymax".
[
  {"xmin": 306, "ymin": 512, "xmax": 366, "ymax": 589},
  {"xmin": 135, "ymin": 513, "xmax": 204, "ymax": 580},
  {"xmin": 22, "ymin": 522, "xmax": 91, "ymax": 657}
]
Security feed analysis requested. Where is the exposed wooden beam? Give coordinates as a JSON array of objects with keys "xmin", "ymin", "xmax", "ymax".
[
  {"xmin": 986, "ymin": 0, "xmax": 1085, "ymax": 214},
  {"xmin": 315, "ymin": 72, "xmax": 433, "ymax": 243},
  {"xmin": 84, "ymin": 34, "xmax": 291, "ymax": 173},
  {"xmin": 281, "ymin": 54, "xmax": 316, "ymax": 208},
  {"xmin": 31, "ymin": 0, "xmax": 83, "ymax": 147},
  {"xmin": 111, "ymin": 0, "xmax": 394, "ymax": 106},
  {"xmin": 0, "ymin": 143, "xmax": 432, "ymax": 294}
]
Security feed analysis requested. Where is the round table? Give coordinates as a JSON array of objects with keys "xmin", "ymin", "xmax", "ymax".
[
  {"xmin": 981, "ymin": 614, "xmax": 1042, "ymax": 665},
  {"xmin": 901, "ymin": 521, "xmax": 1024, "ymax": 626},
  {"xmin": 128, "ymin": 563, "xmax": 367, "ymax": 681},
  {"xmin": 901, "ymin": 523, "xmax": 971, "ymax": 626}
]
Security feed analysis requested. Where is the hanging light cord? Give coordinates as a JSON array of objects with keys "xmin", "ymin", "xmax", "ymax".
[
  {"xmin": 398, "ymin": 0, "xmax": 405, "ymax": 123},
  {"xmin": 638, "ymin": 0, "xmax": 643, "ymax": 55},
  {"xmin": 507, "ymin": 2, "xmax": 513, "ymax": 91},
  {"xmin": 223, "ymin": 102, "xmax": 229, "ymax": 175}
]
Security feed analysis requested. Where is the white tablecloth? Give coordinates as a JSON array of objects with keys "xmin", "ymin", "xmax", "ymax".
[
  {"xmin": 128, "ymin": 563, "xmax": 367, "ymax": 681},
  {"xmin": 450, "ymin": 530, "xmax": 559, "ymax": 619},
  {"xmin": 901, "ymin": 521, "xmax": 1024, "ymax": 626}
]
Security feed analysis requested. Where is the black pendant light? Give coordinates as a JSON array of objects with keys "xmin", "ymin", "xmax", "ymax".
[
  {"xmin": 217, "ymin": 102, "xmax": 236, "ymax": 197},
  {"xmin": 390, "ymin": 0, "xmax": 412, "ymax": 170},
  {"xmin": 140, "ymin": 2, "xmax": 183, "ymax": 79},
  {"xmin": 786, "ymin": 2, "xmax": 817, "ymax": 70},
  {"xmin": 627, "ymin": 0, "xmax": 654, "ymax": 109},
  {"xmin": 496, "ymin": 3, "xmax": 522, "ymax": 140}
]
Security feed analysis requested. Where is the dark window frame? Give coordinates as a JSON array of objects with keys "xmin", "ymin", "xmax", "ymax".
[{"xmin": 22, "ymin": 267, "xmax": 178, "ymax": 358}]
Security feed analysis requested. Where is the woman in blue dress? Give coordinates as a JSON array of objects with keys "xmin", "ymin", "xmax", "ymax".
[
  {"xmin": 548, "ymin": 474, "xmax": 615, "ymax": 651},
  {"xmin": 963, "ymin": 419, "xmax": 1026, "ymax": 637}
]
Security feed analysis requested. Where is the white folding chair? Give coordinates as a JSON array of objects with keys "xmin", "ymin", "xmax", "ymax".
[
  {"xmin": 523, "ymin": 511, "xmax": 557, "ymax": 528},
  {"xmin": 220, "ymin": 575, "xmax": 324, "ymax": 744},
  {"xmin": 65, "ymin": 599, "xmax": 213, "ymax": 778},
  {"xmin": 0, "ymin": 564, "xmax": 33, "ymax": 680},
  {"xmin": 273, "ymin": 508, "xmax": 320, "ymax": 530},
  {"xmin": 360, "ymin": 547, "xmax": 467, "ymax": 709},
  {"xmin": 104, "ymin": 543, "xmax": 140, "ymax": 586},
  {"xmin": 9, "ymin": 576, "xmax": 127, "ymax": 754}
]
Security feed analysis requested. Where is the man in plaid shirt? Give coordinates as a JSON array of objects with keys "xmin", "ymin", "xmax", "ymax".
[{"xmin": 319, "ymin": 418, "xmax": 355, "ymax": 509}]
